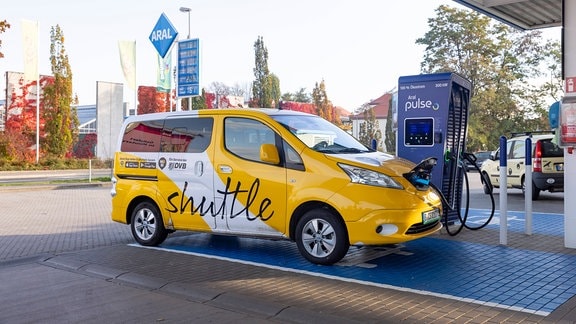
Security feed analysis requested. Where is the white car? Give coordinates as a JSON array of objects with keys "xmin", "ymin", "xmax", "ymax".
[{"xmin": 480, "ymin": 132, "xmax": 564, "ymax": 200}]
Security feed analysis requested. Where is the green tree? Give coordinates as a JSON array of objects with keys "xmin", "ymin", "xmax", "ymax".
[
  {"xmin": 0, "ymin": 20, "xmax": 10, "ymax": 59},
  {"xmin": 357, "ymin": 105, "xmax": 380, "ymax": 149},
  {"xmin": 282, "ymin": 88, "xmax": 311, "ymax": 103},
  {"xmin": 251, "ymin": 36, "xmax": 280, "ymax": 108},
  {"xmin": 268, "ymin": 73, "xmax": 281, "ymax": 107},
  {"xmin": 191, "ymin": 88, "xmax": 208, "ymax": 110},
  {"xmin": 42, "ymin": 25, "xmax": 78, "ymax": 158},
  {"xmin": 416, "ymin": 5, "xmax": 559, "ymax": 151}
]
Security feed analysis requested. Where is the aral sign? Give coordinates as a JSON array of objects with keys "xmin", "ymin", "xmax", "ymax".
[{"xmin": 149, "ymin": 13, "xmax": 178, "ymax": 58}]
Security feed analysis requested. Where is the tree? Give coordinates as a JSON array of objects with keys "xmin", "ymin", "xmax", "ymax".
[
  {"xmin": 357, "ymin": 105, "xmax": 380, "ymax": 149},
  {"xmin": 416, "ymin": 5, "xmax": 560, "ymax": 151},
  {"xmin": 312, "ymin": 80, "xmax": 340, "ymax": 125},
  {"xmin": 138, "ymin": 86, "xmax": 171, "ymax": 114},
  {"xmin": 0, "ymin": 20, "xmax": 10, "ymax": 59},
  {"xmin": 2, "ymin": 75, "xmax": 54, "ymax": 162},
  {"xmin": 208, "ymin": 81, "xmax": 231, "ymax": 97},
  {"xmin": 384, "ymin": 94, "xmax": 396, "ymax": 153},
  {"xmin": 282, "ymin": 88, "xmax": 311, "ymax": 103},
  {"xmin": 229, "ymin": 82, "xmax": 247, "ymax": 97},
  {"xmin": 191, "ymin": 88, "xmax": 208, "ymax": 110},
  {"xmin": 41, "ymin": 25, "xmax": 78, "ymax": 158},
  {"xmin": 251, "ymin": 36, "xmax": 280, "ymax": 108}
]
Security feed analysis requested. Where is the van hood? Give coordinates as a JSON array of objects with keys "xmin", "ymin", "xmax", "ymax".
[{"xmin": 326, "ymin": 152, "xmax": 416, "ymax": 177}]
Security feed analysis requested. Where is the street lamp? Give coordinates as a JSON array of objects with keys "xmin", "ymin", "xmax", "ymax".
[{"xmin": 179, "ymin": 7, "xmax": 191, "ymax": 39}]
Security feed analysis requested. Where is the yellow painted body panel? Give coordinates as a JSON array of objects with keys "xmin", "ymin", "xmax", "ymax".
[{"xmin": 111, "ymin": 109, "xmax": 442, "ymax": 248}]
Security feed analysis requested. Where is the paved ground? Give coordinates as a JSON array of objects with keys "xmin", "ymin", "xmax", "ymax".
[{"xmin": 0, "ymin": 182, "xmax": 575, "ymax": 323}]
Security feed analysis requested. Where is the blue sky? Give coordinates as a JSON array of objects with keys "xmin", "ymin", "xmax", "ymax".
[{"xmin": 0, "ymin": 0, "xmax": 561, "ymax": 111}]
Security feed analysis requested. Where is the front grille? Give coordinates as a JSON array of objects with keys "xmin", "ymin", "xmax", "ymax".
[{"xmin": 405, "ymin": 219, "xmax": 440, "ymax": 235}]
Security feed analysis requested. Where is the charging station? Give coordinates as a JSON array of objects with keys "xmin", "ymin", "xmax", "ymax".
[{"xmin": 397, "ymin": 72, "xmax": 472, "ymax": 223}]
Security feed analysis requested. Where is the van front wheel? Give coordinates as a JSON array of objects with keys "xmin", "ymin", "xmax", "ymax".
[
  {"xmin": 295, "ymin": 209, "xmax": 349, "ymax": 265},
  {"xmin": 130, "ymin": 201, "xmax": 168, "ymax": 246}
]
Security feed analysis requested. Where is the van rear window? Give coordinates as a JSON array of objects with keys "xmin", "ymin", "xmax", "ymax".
[
  {"xmin": 121, "ymin": 121, "xmax": 164, "ymax": 152},
  {"xmin": 120, "ymin": 117, "xmax": 213, "ymax": 153}
]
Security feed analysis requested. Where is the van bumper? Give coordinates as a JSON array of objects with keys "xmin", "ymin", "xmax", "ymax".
[{"xmin": 345, "ymin": 208, "xmax": 442, "ymax": 246}]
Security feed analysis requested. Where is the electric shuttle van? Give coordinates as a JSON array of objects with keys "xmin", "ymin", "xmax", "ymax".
[{"xmin": 111, "ymin": 108, "xmax": 443, "ymax": 265}]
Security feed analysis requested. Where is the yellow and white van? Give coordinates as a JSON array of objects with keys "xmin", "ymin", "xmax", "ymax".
[{"xmin": 111, "ymin": 109, "xmax": 442, "ymax": 265}]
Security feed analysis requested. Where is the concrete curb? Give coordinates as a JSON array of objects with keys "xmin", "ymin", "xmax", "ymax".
[{"xmin": 0, "ymin": 182, "xmax": 112, "ymax": 192}]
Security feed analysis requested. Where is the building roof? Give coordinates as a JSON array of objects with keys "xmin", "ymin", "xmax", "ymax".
[{"xmin": 350, "ymin": 93, "xmax": 392, "ymax": 120}]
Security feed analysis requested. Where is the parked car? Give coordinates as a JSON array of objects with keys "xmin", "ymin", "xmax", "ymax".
[
  {"xmin": 480, "ymin": 132, "xmax": 564, "ymax": 200},
  {"xmin": 464, "ymin": 151, "xmax": 492, "ymax": 171}
]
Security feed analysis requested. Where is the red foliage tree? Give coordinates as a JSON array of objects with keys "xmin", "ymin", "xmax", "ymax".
[
  {"xmin": 137, "ymin": 86, "xmax": 171, "ymax": 114},
  {"xmin": 279, "ymin": 101, "xmax": 316, "ymax": 114},
  {"xmin": 204, "ymin": 92, "xmax": 216, "ymax": 109},
  {"xmin": 3, "ymin": 75, "xmax": 54, "ymax": 162},
  {"xmin": 73, "ymin": 133, "xmax": 97, "ymax": 158}
]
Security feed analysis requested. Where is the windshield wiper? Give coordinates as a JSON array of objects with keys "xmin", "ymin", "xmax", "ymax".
[{"xmin": 337, "ymin": 148, "xmax": 367, "ymax": 153}]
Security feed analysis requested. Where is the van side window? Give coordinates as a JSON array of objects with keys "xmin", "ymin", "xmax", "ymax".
[
  {"xmin": 161, "ymin": 117, "xmax": 214, "ymax": 153},
  {"xmin": 120, "ymin": 120, "xmax": 164, "ymax": 152},
  {"xmin": 225, "ymin": 117, "xmax": 276, "ymax": 163}
]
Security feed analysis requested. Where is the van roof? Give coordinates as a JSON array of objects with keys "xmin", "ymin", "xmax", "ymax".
[{"xmin": 124, "ymin": 108, "xmax": 316, "ymax": 122}]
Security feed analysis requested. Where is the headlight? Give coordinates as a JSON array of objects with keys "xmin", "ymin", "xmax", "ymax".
[{"xmin": 339, "ymin": 163, "xmax": 403, "ymax": 189}]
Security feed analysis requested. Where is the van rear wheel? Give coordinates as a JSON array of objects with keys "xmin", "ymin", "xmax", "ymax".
[
  {"xmin": 295, "ymin": 209, "xmax": 349, "ymax": 265},
  {"xmin": 130, "ymin": 201, "xmax": 168, "ymax": 246}
]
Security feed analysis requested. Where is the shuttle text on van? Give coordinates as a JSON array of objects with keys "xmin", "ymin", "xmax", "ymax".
[{"xmin": 165, "ymin": 177, "xmax": 274, "ymax": 221}]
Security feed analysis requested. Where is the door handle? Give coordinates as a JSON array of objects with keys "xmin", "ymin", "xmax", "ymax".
[{"xmin": 218, "ymin": 165, "xmax": 232, "ymax": 174}]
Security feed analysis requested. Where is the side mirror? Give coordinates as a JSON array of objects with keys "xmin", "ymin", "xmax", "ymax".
[{"xmin": 260, "ymin": 143, "xmax": 280, "ymax": 164}]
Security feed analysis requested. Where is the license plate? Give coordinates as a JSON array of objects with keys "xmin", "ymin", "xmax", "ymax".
[
  {"xmin": 556, "ymin": 164, "xmax": 564, "ymax": 171},
  {"xmin": 422, "ymin": 209, "xmax": 440, "ymax": 224}
]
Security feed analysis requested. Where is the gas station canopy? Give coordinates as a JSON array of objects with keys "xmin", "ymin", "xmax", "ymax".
[{"xmin": 453, "ymin": 0, "xmax": 562, "ymax": 30}]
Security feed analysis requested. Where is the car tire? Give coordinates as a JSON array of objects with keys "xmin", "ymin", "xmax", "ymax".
[
  {"xmin": 295, "ymin": 209, "xmax": 349, "ymax": 265},
  {"xmin": 130, "ymin": 201, "xmax": 168, "ymax": 246},
  {"xmin": 521, "ymin": 178, "xmax": 541, "ymax": 200},
  {"xmin": 531, "ymin": 182, "xmax": 541, "ymax": 200},
  {"xmin": 481, "ymin": 172, "xmax": 493, "ymax": 194}
]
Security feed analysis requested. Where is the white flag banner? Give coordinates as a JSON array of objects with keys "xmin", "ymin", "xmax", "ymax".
[
  {"xmin": 118, "ymin": 40, "xmax": 136, "ymax": 90},
  {"xmin": 157, "ymin": 51, "xmax": 172, "ymax": 93},
  {"xmin": 21, "ymin": 19, "xmax": 38, "ymax": 81}
]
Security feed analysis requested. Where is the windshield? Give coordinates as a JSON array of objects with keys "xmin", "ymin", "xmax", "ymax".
[{"xmin": 272, "ymin": 114, "xmax": 372, "ymax": 153}]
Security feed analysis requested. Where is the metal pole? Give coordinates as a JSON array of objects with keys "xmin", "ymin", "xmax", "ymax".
[
  {"xmin": 499, "ymin": 136, "xmax": 508, "ymax": 245},
  {"xmin": 525, "ymin": 137, "xmax": 533, "ymax": 235},
  {"xmin": 187, "ymin": 11, "xmax": 190, "ymax": 39}
]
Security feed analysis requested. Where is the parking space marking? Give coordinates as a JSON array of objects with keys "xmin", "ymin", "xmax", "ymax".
[
  {"xmin": 130, "ymin": 212, "xmax": 575, "ymax": 317},
  {"xmin": 466, "ymin": 209, "xmax": 563, "ymax": 235}
]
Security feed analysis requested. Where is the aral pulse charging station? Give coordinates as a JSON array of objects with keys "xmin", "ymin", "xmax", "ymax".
[{"xmin": 397, "ymin": 73, "xmax": 472, "ymax": 223}]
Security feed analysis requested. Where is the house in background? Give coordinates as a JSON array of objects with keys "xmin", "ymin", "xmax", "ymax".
[{"xmin": 350, "ymin": 92, "xmax": 394, "ymax": 151}]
